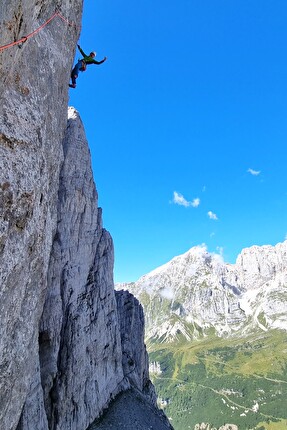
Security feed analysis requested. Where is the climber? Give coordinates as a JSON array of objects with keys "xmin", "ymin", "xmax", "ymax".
[{"xmin": 69, "ymin": 44, "xmax": 107, "ymax": 88}]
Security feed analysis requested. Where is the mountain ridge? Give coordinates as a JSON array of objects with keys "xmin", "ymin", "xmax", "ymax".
[
  {"xmin": 116, "ymin": 241, "xmax": 287, "ymax": 341},
  {"xmin": 116, "ymin": 242, "xmax": 287, "ymax": 430}
]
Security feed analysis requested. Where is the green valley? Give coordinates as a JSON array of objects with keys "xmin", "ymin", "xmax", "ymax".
[
  {"xmin": 148, "ymin": 330, "xmax": 287, "ymax": 430},
  {"xmin": 117, "ymin": 244, "xmax": 287, "ymax": 429}
]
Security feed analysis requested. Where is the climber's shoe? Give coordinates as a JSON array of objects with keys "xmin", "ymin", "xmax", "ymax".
[{"xmin": 69, "ymin": 84, "xmax": 76, "ymax": 89}]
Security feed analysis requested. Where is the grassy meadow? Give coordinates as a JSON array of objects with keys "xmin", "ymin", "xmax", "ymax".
[{"xmin": 148, "ymin": 330, "xmax": 287, "ymax": 430}]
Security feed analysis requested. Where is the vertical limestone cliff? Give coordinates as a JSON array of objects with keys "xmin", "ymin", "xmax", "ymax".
[
  {"xmin": 0, "ymin": 1, "xmax": 82, "ymax": 428},
  {"xmin": 0, "ymin": 2, "xmax": 171, "ymax": 430},
  {"xmin": 115, "ymin": 290, "xmax": 157, "ymax": 404},
  {"xmin": 18, "ymin": 108, "xmax": 127, "ymax": 430}
]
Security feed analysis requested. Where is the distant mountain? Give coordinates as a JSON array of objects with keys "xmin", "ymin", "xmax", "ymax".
[
  {"xmin": 117, "ymin": 241, "xmax": 287, "ymax": 342},
  {"xmin": 116, "ymin": 242, "xmax": 287, "ymax": 430}
]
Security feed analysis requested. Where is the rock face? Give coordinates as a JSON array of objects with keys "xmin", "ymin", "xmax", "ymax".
[
  {"xmin": 0, "ymin": 1, "xmax": 82, "ymax": 428},
  {"xmin": 0, "ymin": 103, "xmax": 164, "ymax": 430},
  {"xmin": 115, "ymin": 290, "xmax": 157, "ymax": 404},
  {"xmin": 0, "ymin": 2, "xmax": 169, "ymax": 429},
  {"xmin": 32, "ymin": 108, "xmax": 126, "ymax": 430},
  {"xmin": 117, "ymin": 243, "xmax": 287, "ymax": 341}
]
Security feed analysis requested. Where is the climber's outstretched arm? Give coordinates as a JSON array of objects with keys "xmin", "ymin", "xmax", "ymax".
[{"xmin": 77, "ymin": 44, "xmax": 86, "ymax": 57}]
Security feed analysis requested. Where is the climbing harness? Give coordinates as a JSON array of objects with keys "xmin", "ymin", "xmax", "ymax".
[
  {"xmin": 0, "ymin": 9, "xmax": 80, "ymax": 52},
  {"xmin": 79, "ymin": 60, "xmax": 87, "ymax": 71}
]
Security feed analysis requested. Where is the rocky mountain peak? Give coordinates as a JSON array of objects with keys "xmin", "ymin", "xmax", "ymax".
[
  {"xmin": 235, "ymin": 241, "xmax": 287, "ymax": 290},
  {"xmin": 117, "ymin": 241, "xmax": 287, "ymax": 341}
]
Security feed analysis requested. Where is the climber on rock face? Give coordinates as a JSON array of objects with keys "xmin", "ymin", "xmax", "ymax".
[{"xmin": 69, "ymin": 44, "xmax": 107, "ymax": 88}]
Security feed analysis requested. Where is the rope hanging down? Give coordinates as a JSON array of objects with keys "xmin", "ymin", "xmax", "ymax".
[{"xmin": 0, "ymin": 10, "xmax": 80, "ymax": 52}]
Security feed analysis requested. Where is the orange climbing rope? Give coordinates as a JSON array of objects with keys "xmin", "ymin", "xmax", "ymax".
[
  {"xmin": 0, "ymin": 10, "xmax": 80, "ymax": 52},
  {"xmin": 56, "ymin": 11, "xmax": 79, "ymax": 28}
]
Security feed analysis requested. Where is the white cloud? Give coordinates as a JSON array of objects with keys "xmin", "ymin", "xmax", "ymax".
[
  {"xmin": 216, "ymin": 246, "xmax": 224, "ymax": 257},
  {"xmin": 191, "ymin": 197, "xmax": 200, "ymax": 207},
  {"xmin": 173, "ymin": 191, "xmax": 189, "ymax": 207},
  {"xmin": 172, "ymin": 191, "xmax": 200, "ymax": 208},
  {"xmin": 247, "ymin": 168, "xmax": 261, "ymax": 176},
  {"xmin": 207, "ymin": 211, "xmax": 218, "ymax": 220},
  {"xmin": 160, "ymin": 287, "xmax": 175, "ymax": 300}
]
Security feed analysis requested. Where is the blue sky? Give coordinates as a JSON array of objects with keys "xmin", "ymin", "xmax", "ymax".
[{"xmin": 69, "ymin": 0, "xmax": 287, "ymax": 283}]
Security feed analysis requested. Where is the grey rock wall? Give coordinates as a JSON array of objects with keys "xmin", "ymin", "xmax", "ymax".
[
  {"xmin": 16, "ymin": 108, "xmax": 128, "ymax": 430},
  {"xmin": 31, "ymin": 108, "xmax": 126, "ymax": 430},
  {"xmin": 0, "ymin": 1, "xmax": 82, "ymax": 429},
  {"xmin": 15, "ymin": 107, "xmax": 163, "ymax": 430},
  {"xmin": 0, "ymin": 2, "xmax": 169, "ymax": 429},
  {"xmin": 1, "ymin": 99, "xmax": 160, "ymax": 430},
  {"xmin": 116, "ymin": 290, "xmax": 157, "ymax": 405}
]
